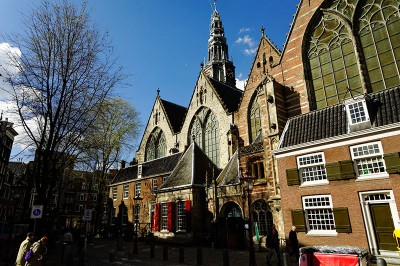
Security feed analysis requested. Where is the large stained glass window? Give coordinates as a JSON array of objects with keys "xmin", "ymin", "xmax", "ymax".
[
  {"xmin": 249, "ymin": 95, "xmax": 261, "ymax": 143},
  {"xmin": 306, "ymin": 0, "xmax": 400, "ymax": 109},
  {"xmin": 145, "ymin": 128, "xmax": 167, "ymax": 161},
  {"xmin": 189, "ymin": 108, "xmax": 220, "ymax": 166}
]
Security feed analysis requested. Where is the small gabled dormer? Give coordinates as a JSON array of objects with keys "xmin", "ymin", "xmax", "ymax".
[{"xmin": 344, "ymin": 95, "xmax": 371, "ymax": 133}]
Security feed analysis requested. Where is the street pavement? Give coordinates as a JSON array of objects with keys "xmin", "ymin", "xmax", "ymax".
[
  {"xmin": 42, "ymin": 238, "xmax": 399, "ymax": 266},
  {"xmin": 44, "ymin": 238, "xmax": 298, "ymax": 266}
]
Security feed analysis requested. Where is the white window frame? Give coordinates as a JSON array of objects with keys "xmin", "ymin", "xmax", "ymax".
[
  {"xmin": 177, "ymin": 201, "xmax": 186, "ymax": 232},
  {"xmin": 123, "ymin": 184, "xmax": 129, "ymax": 199},
  {"xmin": 152, "ymin": 179, "xmax": 158, "ymax": 194},
  {"xmin": 161, "ymin": 203, "xmax": 168, "ymax": 231},
  {"xmin": 350, "ymin": 141, "xmax": 388, "ymax": 180},
  {"xmin": 344, "ymin": 97, "xmax": 371, "ymax": 132},
  {"xmin": 135, "ymin": 182, "xmax": 141, "ymax": 197},
  {"xmin": 297, "ymin": 152, "xmax": 328, "ymax": 186},
  {"xmin": 302, "ymin": 195, "xmax": 337, "ymax": 236},
  {"xmin": 82, "ymin": 182, "xmax": 87, "ymax": 190},
  {"xmin": 112, "ymin": 187, "xmax": 117, "ymax": 200}
]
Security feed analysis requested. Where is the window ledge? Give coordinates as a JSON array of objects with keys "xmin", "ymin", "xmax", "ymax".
[
  {"xmin": 356, "ymin": 173, "xmax": 389, "ymax": 181},
  {"xmin": 306, "ymin": 231, "xmax": 338, "ymax": 237},
  {"xmin": 300, "ymin": 180, "xmax": 329, "ymax": 187}
]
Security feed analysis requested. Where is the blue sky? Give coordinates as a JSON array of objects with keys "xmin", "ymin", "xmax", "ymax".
[{"xmin": 0, "ymin": 0, "xmax": 297, "ymax": 161}]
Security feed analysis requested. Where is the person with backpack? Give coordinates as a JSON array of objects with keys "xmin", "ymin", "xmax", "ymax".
[
  {"xmin": 25, "ymin": 236, "xmax": 48, "ymax": 266},
  {"xmin": 15, "ymin": 232, "xmax": 35, "ymax": 266}
]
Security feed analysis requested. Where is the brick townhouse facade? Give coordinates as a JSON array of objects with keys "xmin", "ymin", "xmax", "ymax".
[{"xmin": 271, "ymin": 0, "xmax": 400, "ymax": 263}]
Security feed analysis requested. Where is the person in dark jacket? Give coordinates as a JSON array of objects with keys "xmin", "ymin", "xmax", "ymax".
[{"xmin": 289, "ymin": 226, "xmax": 299, "ymax": 258}]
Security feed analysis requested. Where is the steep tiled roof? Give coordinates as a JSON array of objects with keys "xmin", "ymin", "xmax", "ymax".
[
  {"xmin": 160, "ymin": 99, "xmax": 187, "ymax": 133},
  {"xmin": 217, "ymin": 150, "xmax": 240, "ymax": 186},
  {"xmin": 111, "ymin": 152, "xmax": 182, "ymax": 185},
  {"xmin": 279, "ymin": 87, "xmax": 400, "ymax": 148},
  {"xmin": 208, "ymin": 77, "xmax": 243, "ymax": 113},
  {"xmin": 159, "ymin": 142, "xmax": 220, "ymax": 190}
]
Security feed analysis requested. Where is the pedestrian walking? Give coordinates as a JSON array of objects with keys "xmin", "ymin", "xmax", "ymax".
[
  {"xmin": 289, "ymin": 225, "xmax": 299, "ymax": 259},
  {"xmin": 15, "ymin": 232, "xmax": 35, "ymax": 266},
  {"xmin": 266, "ymin": 224, "xmax": 280, "ymax": 266},
  {"xmin": 25, "ymin": 236, "xmax": 48, "ymax": 266},
  {"xmin": 62, "ymin": 230, "xmax": 74, "ymax": 264}
]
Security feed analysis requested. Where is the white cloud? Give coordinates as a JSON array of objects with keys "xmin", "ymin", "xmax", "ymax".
[
  {"xmin": 238, "ymin": 27, "xmax": 250, "ymax": 34},
  {"xmin": 244, "ymin": 48, "xmax": 257, "ymax": 55},
  {"xmin": 0, "ymin": 43, "xmax": 35, "ymax": 158},
  {"xmin": 235, "ymin": 75, "xmax": 247, "ymax": 91},
  {"xmin": 235, "ymin": 35, "xmax": 255, "ymax": 47},
  {"xmin": 235, "ymin": 35, "xmax": 257, "ymax": 55}
]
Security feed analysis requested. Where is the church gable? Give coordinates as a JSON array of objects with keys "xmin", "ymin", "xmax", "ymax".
[
  {"xmin": 136, "ymin": 94, "xmax": 182, "ymax": 163},
  {"xmin": 246, "ymin": 33, "xmax": 281, "ymax": 89}
]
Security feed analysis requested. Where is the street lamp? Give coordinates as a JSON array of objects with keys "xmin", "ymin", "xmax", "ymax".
[
  {"xmin": 133, "ymin": 195, "xmax": 143, "ymax": 254},
  {"xmin": 240, "ymin": 173, "xmax": 256, "ymax": 266}
]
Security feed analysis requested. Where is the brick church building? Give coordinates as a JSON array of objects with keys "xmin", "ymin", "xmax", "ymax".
[{"xmin": 109, "ymin": 0, "xmax": 400, "ymax": 262}]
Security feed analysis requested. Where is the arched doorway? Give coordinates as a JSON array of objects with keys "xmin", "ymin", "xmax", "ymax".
[{"xmin": 219, "ymin": 202, "xmax": 245, "ymax": 249}]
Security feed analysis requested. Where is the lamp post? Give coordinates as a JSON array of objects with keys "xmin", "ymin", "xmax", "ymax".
[
  {"xmin": 133, "ymin": 195, "xmax": 143, "ymax": 254},
  {"xmin": 240, "ymin": 173, "xmax": 256, "ymax": 266}
]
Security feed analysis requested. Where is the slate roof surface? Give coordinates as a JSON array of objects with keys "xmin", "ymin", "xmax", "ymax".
[
  {"xmin": 217, "ymin": 150, "xmax": 240, "ymax": 186},
  {"xmin": 280, "ymin": 87, "xmax": 400, "ymax": 148},
  {"xmin": 7, "ymin": 162, "xmax": 27, "ymax": 177},
  {"xmin": 159, "ymin": 142, "xmax": 220, "ymax": 190},
  {"xmin": 111, "ymin": 152, "xmax": 183, "ymax": 185},
  {"xmin": 160, "ymin": 99, "xmax": 187, "ymax": 133},
  {"xmin": 208, "ymin": 77, "xmax": 243, "ymax": 113}
]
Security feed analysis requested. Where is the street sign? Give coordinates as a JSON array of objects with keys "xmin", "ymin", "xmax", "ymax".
[
  {"xmin": 31, "ymin": 205, "xmax": 43, "ymax": 219},
  {"xmin": 83, "ymin": 209, "xmax": 92, "ymax": 221}
]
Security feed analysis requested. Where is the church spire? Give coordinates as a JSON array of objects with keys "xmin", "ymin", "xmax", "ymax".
[{"xmin": 203, "ymin": 3, "xmax": 236, "ymax": 86}]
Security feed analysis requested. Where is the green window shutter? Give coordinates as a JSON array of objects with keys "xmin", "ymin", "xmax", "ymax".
[
  {"xmin": 340, "ymin": 160, "xmax": 356, "ymax": 180},
  {"xmin": 333, "ymin": 207, "xmax": 352, "ymax": 233},
  {"xmin": 384, "ymin": 152, "xmax": 400, "ymax": 174},
  {"xmin": 326, "ymin": 162, "xmax": 341, "ymax": 181},
  {"xmin": 286, "ymin": 168, "xmax": 300, "ymax": 186},
  {"xmin": 291, "ymin": 209, "xmax": 306, "ymax": 232}
]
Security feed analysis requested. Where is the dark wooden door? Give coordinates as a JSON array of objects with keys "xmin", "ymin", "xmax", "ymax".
[{"xmin": 370, "ymin": 203, "xmax": 397, "ymax": 251}]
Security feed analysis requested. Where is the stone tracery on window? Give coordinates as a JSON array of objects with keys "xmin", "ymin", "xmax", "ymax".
[
  {"xmin": 145, "ymin": 128, "xmax": 167, "ymax": 161},
  {"xmin": 305, "ymin": 0, "xmax": 400, "ymax": 110},
  {"xmin": 249, "ymin": 95, "xmax": 262, "ymax": 143},
  {"xmin": 189, "ymin": 107, "xmax": 220, "ymax": 166}
]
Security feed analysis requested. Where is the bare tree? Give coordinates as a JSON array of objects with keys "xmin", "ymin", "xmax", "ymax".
[
  {"xmin": 1, "ymin": 0, "xmax": 124, "ymax": 210},
  {"xmin": 78, "ymin": 97, "xmax": 140, "ymax": 233}
]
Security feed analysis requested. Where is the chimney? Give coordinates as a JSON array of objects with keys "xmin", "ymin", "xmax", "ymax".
[{"xmin": 120, "ymin": 160, "xmax": 126, "ymax": 169}]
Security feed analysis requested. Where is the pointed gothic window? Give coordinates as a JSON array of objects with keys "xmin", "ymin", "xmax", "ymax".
[
  {"xmin": 189, "ymin": 108, "xmax": 220, "ymax": 166},
  {"xmin": 145, "ymin": 128, "xmax": 167, "ymax": 161},
  {"xmin": 358, "ymin": 0, "xmax": 400, "ymax": 91},
  {"xmin": 305, "ymin": 0, "xmax": 400, "ymax": 110},
  {"xmin": 249, "ymin": 95, "xmax": 261, "ymax": 143},
  {"xmin": 205, "ymin": 112, "xmax": 220, "ymax": 167}
]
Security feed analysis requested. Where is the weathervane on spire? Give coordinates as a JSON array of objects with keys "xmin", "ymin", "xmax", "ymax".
[
  {"xmin": 260, "ymin": 26, "xmax": 265, "ymax": 37},
  {"xmin": 157, "ymin": 88, "xmax": 160, "ymax": 96}
]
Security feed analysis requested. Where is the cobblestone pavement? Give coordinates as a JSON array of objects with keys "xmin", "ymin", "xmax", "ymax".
[
  {"xmin": 42, "ymin": 238, "xmax": 399, "ymax": 266},
  {"xmin": 44, "ymin": 238, "xmax": 298, "ymax": 266}
]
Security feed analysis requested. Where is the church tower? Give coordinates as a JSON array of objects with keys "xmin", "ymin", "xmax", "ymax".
[{"xmin": 203, "ymin": 3, "xmax": 236, "ymax": 87}]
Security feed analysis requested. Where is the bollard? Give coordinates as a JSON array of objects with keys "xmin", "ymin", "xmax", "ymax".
[
  {"xmin": 376, "ymin": 258, "xmax": 387, "ymax": 266},
  {"xmin": 223, "ymin": 249, "xmax": 230, "ymax": 266},
  {"xmin": 163, "ymin": 245, "xmax": 168, "ymax": 261},
  {"xmin": 197, "ymin": 248, "xmax": 203, "ymax": 265},
  {"xmin": 109, "ymin": 252, "xmax": 115, "ymax": 263},
  {"xmin": 150, "ymin": 241, "xmax": 155, "ymax": 259},
  {"xmin": 179, "ymin": 246, "xmax": 184, "ymax": 263},
  {"xmin": 282, "ymin": 252, "xmax": 290, "ymax": 266}
]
